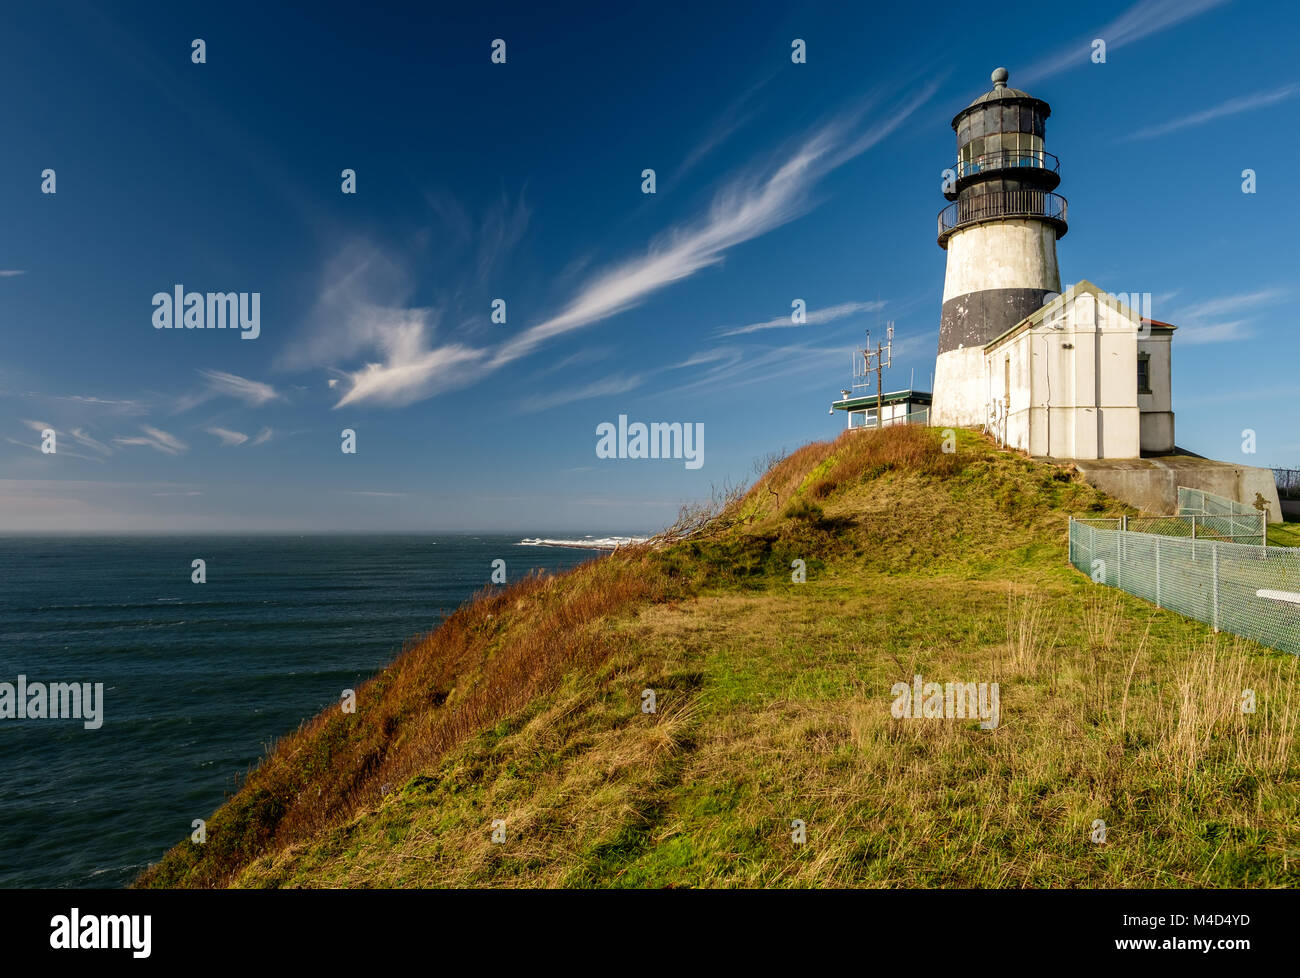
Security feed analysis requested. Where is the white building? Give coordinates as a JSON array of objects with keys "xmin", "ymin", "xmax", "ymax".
[{"xmin": 983, "ymin": 281, "xmax": 1175, "ymax": 459}]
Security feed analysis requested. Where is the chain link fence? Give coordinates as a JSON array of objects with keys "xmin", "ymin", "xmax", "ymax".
[
  {"xmin": 1176, "ymin": 485, "xmax": 1268, "ymax": 545},
  {"xmin": 1070, "ymin": 517, "xmax": 1300, "ymax": 656}
]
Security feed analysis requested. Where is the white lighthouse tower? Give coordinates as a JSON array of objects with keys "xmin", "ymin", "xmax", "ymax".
[{"xmin": 932, "ymin": 67, "xmax": 1068, "ymax": 427}]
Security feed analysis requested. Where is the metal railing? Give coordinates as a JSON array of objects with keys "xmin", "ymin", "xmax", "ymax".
[
  {"xmin": 952, "ymin": 150, "xmax": 1059, "ymax": 180},
  {"xmin": 1178, "ymin": 485, "xmax": 1259, "ymax": 517},
  {"xmin": 1070, "ymin": 517, "xmax": 1300, "ymax": 656},
  {"xmin": 847, "ymin": 408, "xmax": 930, "ymax": 430},
  {"xmin": 938, "ymin": 189, "xmax": 1068, "ymax": 241}
]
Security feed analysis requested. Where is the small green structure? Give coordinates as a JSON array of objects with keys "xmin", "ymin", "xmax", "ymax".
[{"xmin": 830, "ymin": 389, "xmax": 932, "ymax": 431}]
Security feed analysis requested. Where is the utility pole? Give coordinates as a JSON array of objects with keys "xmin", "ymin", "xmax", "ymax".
[{"xmin": 863, "ymin": 322, "xmax": 893, "ymax": 428}]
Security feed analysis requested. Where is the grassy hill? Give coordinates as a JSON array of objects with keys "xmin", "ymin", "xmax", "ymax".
[{"xmin": 136, "ymin": 426, "xmax": 1300, "ymax": 888}]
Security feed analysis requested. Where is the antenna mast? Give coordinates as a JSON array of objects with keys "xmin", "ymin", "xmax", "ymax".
[{"xmin": 859, "ymin": 321, "xmax": 894, "ymax": 427}]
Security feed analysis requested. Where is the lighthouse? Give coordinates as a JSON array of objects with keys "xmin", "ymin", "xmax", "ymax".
[{"xmin": 931, "ymin": 67, "xmax": 1068, "ymax": 427}]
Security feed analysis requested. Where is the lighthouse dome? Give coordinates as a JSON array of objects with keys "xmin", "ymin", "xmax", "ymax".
[{"xmin": 963, "ymin": 67, "xmax": 1037, "ymax": 108}]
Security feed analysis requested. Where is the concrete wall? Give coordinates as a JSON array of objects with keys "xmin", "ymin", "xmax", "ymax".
[
  {"xmin": 1140, "ymin": 412, "xmax": 1175, "ymax": 455},
  {"xmin": 1074, "ymin": 457, "xmax": 1284, "ymax": 523}
]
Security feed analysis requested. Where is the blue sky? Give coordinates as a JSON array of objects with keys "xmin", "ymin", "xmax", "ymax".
[{"xmin": 2, "ymin": 0, "xmax": 1296, "ymax": 532}]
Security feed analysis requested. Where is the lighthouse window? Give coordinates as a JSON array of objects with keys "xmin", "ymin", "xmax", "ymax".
[{"xmin": 1137, "ymin": 353, "xmax": 1152, "ymax": 394}]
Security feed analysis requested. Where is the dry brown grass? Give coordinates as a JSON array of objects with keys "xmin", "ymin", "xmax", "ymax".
[
  {"xmin": 807, "ymin": 425, "xmax": 962, "ymax": 500},
  {"xmin": 136, "ymin": 549, "xmax": 685, "ymax": 887}
]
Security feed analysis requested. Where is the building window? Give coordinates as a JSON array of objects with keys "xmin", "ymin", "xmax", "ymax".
[{"xmin": 1137, "ymin": 353, "xmax": 1152, "ymax": 394}]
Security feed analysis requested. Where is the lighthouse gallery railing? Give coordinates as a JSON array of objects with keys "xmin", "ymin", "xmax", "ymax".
[
  {"xmin": 952, "ymin": 150, "xmax": 1060, "ymax": 180},
  {"xmin": 937, "ymin": 189, "xmax": 1068, "ymax": 240}
]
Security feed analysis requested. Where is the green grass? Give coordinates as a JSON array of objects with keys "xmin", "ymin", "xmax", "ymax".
[
  {"xmin": 1268, "ymin": 521, "xmax": 1300, "ymax": 548},
  {"xmin": 136, "ymin": 427, "xmax": 1300, "ymax": 889}
]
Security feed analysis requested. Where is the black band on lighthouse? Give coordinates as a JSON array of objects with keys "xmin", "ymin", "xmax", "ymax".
[{"xmin": 938, "ymin": 287, "xmax": 1056, "ymax": 354}]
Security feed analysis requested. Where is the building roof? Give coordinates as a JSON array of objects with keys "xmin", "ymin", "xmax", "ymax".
[
  {"xmin": 982, "ymin": 280, "xmax": 1178, "ymax": 351},
  {"xmin": 831, "ymin": 389, "xmax": 933, "ymax": 412}
]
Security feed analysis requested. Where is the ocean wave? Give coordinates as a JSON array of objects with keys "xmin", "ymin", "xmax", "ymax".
[{"xmin": 516, "ymin": 536, "xmax": 647, "ymax": 551}]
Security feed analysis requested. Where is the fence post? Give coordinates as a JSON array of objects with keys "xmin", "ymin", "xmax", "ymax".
[
  {"xmin": 1155, "ymin": 536, "xmax": 1161, "ymax": 608},
  {"xmin": 1117, "ymin": 524, "xmax": 1123, "ymax": 591},
  {"xmin": 1211, "ymin": 543, "xmax": 1220, "ymax": 633},
  {"xmin": 1192, "ymin": 516, "xmax": 1197, "ymax": 540}
]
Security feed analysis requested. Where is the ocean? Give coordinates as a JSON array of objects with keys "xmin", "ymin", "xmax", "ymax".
[{"xmin": 0, "ymin": 534, "xmax": 607, "ymax": 889}]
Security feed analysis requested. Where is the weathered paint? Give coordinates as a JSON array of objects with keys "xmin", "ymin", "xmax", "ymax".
[
  {"xmin": 941, "ymin": 220, "xmax": 1061, "ymax": 303},
  {"xmin": 931, "ymin": 346, "xmax": 989, "ymax": 427}
]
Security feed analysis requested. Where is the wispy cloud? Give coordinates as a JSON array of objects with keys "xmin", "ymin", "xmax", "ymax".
[
  {"xmin": 15, "ymin": 393, "xmax": 149, "ymax": 416},
  {"xmin": 486, "ymin": 87, "xmax": 937, "ymax": 367},
  {"xmin": 114, "ymin": 425, "xmax": 188, "ymax": 455},
  {"xmin": 309, "ymin": 81, "xmax": 939, "ymax": 411},
  {"xmin": 671, "ymin": 348, "xmax": 742, "ymax": 371},
  {"xmin": 714, "ymin": 300, "xmax": 885, "ymax": 337},
  {"xmin": 205, "ymin": 426, "xmax": 249, "ymax": 446},
  {"xmin": 672, "ymin": 75, "xmax": 773, "ymax": 182},
  {"xmin": 0, "ymin": 269, "xmax": 25, "ymax": 277},
  {"xmin": 250, "ymin": 426, "xmax": 273, "ymax": 446},
  {"xmin": 422, "ymin": 189, "xmax": 532, "ymax": 286},
  {"xmin": 1127, "ymin": 83, "xmax": 1300, "ymax": 140},
  {"xmin": 67, "ymin": 428, "xmax": 114, "ymax": 455},
  {"xmin": 1020, "ymin": 0, "xmax": 1230, "ymax": 85},
  {"xmin": 5, "ymin": 436, "xmax": 104, "ymax": 463},
  {"xmin": 197, "ymin": 369, "xmax": 280, "ymax": 406},
  {"xmin": 652, "ymin": 340, "xmax": 851, "ymax": 401},
  {"xmin": 1177, "ymin": 320, "xmax": 1252, "ymax": 345},
  {"xmin": 332, "ymin": 325, "xmax": 485, "ymax": 409},
  {"xmin": 1172, "ymin": 288, "xmax": 1286, "ymax": 322},
  {"xmin": 519, "ymin": 374, "xmax": 642, "ymax": 413},
  {"xmin": 1166, "ymin": 287, "xmax": 1286, "ymax": 345},
  {"xmin": 656, "ymin": 330, "xmax": 937, "ymax": 402}
]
